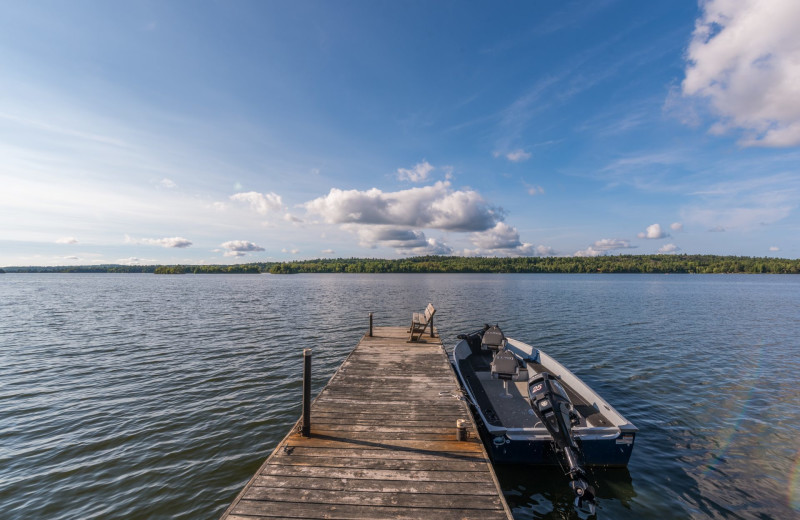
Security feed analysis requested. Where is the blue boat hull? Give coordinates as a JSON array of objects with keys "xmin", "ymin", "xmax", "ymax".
[{"xmin": 485, "ymin": 431, "xmax": 636, "ymax": 467}]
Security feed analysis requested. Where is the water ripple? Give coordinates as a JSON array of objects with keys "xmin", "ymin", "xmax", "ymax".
[{"xmin": 1, "ymin": 273, "xmax": 798, "ymax": 519}]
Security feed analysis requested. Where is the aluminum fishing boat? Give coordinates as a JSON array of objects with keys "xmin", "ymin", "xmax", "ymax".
[{"xmin": 452, "ymin": 325, "xmax": 638, "ymax": 512}]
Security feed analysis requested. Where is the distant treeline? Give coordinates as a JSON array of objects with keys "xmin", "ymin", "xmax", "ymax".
[{"xmin": 3, "ymin": 255, "xmax": 800, "ymax": 274}]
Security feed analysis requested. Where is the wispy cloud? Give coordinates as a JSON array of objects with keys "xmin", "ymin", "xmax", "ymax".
[
  {"xmin": 229, "ymin": 191, "xmax": 284, "ymax": 215},
  {"xmin": 125, "ymin": 235, "xmax": 193, "ymax": 248},
  {"xmin": 397, "ymin": 161, "xmax": 434, "ymax": 182},
  {"xmin": 504, "ymin": 149, "xmax": 531, "ymax": 162},
  {"xmin": 574, "ymin": 238, "xmax": 636, "ymax": 257},
  {"xmin": 55, "ymin": 236, "xmax": 78, "ymax": 244}
]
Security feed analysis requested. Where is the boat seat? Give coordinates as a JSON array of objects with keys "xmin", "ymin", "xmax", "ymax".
[
  {"xmin": 491, "ymin": 349, "xmax": 521, "ymax": 380},
  {"xmin": 481, "ymin": 325, "xmax": 506, "ymax": 351}
]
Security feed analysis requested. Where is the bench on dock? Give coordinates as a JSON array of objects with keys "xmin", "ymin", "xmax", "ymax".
[{"xmin": 409, "ymin": 303, "xmax": 436, "ymax": 342}]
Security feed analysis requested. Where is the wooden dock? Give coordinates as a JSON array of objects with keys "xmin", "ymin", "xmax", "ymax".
[{"xmin": 220, "ymin": 326, "xmax": 513, "ymax": 520}]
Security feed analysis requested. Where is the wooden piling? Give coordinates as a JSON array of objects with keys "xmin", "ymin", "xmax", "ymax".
[{"xmin": 301, "ymin": 348, "xmax": 312, "ymax": 437}]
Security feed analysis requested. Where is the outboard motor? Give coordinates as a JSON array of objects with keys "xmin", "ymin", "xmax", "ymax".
[{"xmin": 528, "ymin": 372, "xmax": 596, "ymax": 515}]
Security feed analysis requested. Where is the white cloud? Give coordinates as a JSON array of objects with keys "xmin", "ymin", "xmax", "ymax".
[
  {"xmin": 574, "ymin": 238, "xmax": 636, "ymax": 257},
  {"xmin": 321, "ymin": 249, "xmax": 335, "ymax": 255},
  {"xmin": 283, "ymin": 213, "xmax": 303, "ymax": 223},
  {"xmin": 637, "ymin": 223, "xmax": 669, "ymax": 239},
  {"xmin": 533, "ymin": 245, "xmax": 555, "ymax": 256},
  {"xmin": 397, "ymin": 237, "xmax": 454, "ymax": 256},
  {"xmin": 221, "ymin": 240, "xmax": 265, "ymax": 257},
  {"xmin": 229, "ymin": 191, "xmax": 284, "ymax": 215},
  {"xmin": 125, "ymin": 235, "xmax": 193, "ymax": 248},
  {"xmin": 355, "ymin": 227, "xmax": 427, "ymax": 248},
  {"xmin": 160, "ymin": 178, "xmax": 176, "ymax": 188},
  {"xmin": 352, "ymin": 227, "xmax": 454, "ymax": 255},
  {"xmin": 769, "ymin": 246, "xmax": 780, "ymax": 252},
  {"xmin": 55, "ymin": 236, "xmax": 78, "ymax": 244},
  {"xmin": 304, "ymin": 181, "xmax": 500, "ymax": 232},
  {"xmin": 505, "ymin": 149, "xmax": 531, "ymax": 162},
  {"xmin": 471, "ymin": 222, "xmax": 524, "ymax": 250},
  {"xmin": 682, "ymin": 0, "xmax": 800, "ymax": 146},
  {"xmin": 468, "ymin": 222, "xmax": 548, "ymax": 257},
  {"xmin": 658, "ymin": 243, "xmax": 680, "ymax": 254},
  {"xmin": 397, "ymin": 161, "xmax": 434, "ymax": 182},
  {"xmin": 670, "ymin": 222, "xmax": 684, "ymax": 232}
]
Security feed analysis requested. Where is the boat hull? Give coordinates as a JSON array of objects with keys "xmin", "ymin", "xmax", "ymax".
[
  {"xmin": 483, "ymin": 429, "xmax": 636, "ymax": 466},
  {"xmin": 452, "ymin": 333, "xmax": 637, "ymax": 467}
]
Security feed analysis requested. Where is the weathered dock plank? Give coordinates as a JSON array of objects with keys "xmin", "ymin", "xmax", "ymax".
[{"xmin": 219, "ymin": 326, "xmax": 512, "ymax": 520}]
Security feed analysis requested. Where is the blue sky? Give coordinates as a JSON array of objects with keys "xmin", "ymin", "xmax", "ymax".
[{"xmin": 2, "ymin": 0, "xmax": 799, "ymax": 266}]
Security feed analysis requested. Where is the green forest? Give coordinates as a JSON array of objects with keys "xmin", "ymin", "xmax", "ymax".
[{"xmin": 4, "ymin": 255, "xmax": 800, "ymax": 274}]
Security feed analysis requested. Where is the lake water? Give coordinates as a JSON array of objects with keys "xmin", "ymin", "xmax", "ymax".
[{"xmin": 1, "ymin": 273, "xmax": 798, "ymax": 519}]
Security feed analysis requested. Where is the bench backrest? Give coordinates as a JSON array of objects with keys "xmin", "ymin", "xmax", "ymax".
[{"xmin": 424, "ymin": 303, "xmax": 435, "ymax": 321}]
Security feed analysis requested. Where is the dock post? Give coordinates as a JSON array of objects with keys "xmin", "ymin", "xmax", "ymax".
[
  {"xmin": 301, "ymin": 348, "xmax": 312, "ymax": 437},
  {"xmin": 369, "ymin": 312, "xmax": 373, "ymax": 337},
  {"xmin": 430, "ymin": 314, "xmax": 435, "ymax": 337}
]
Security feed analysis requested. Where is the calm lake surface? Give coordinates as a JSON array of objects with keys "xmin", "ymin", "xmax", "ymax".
[{"xmin": 1, "ymin": 273, "xmax": 798, "ymax": 519}]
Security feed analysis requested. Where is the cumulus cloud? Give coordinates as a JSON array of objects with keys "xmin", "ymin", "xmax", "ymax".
[
  {"xmin": 125, "ymin": 235, "xmax": 192, "ymax": 248},
  {"xmin": 769, "ymin": 246, "xmax": 779, "ymax": 252},
  {"xmin": 468, "ymin": 222, "xmax": 549, "ymax": 257},
  {"xmin": 398, "ymin": 237, "xmax": 454, "ymax": 256},
  {"xmin": 682, "ymin": 0, "xmax": 800, "ymax": 146},
  {"xmin": 670, "ymin": 222, "xmax": 684, "ymax": 232},
  {"xmin": 304, "ymin": 181, "xmax": 500, "ymax": 232},
  {"xmin": 397, "ymin": 161, "xmax": 434, "ymax": 182},
  {"xmin": 55, "ymin": 236, "xmax": 78, "ymax": 244},
  {"xmin": 658, "ymin": 243, "xmax": 680, "ymax": 254},
  {"xmin": 321, "ymin": 249, "xmax": 335, "ymax": 255},
  {"xmin": 352, "ymin": 227, "xmax": 454, "ymax": 255},
  {"xmin": 221, "ymin": 240, "xmax": 265, "ymax": 257},
  {"xmin": 283, "ymin": 213, "xmax": 303, "ymax": 223},
  {"xmin": 574, "ymin": 238, "xmax": 636, "ymax": 257},
  {"xmin": 229, "ymin": 191, "xmax": 284, "ymax": 214},
  {"xmin": 471, "ymin": 222, "xmax": 524, "ymax": 250},
  {"xmin": 637, "ymin": 223, "xmax": 669, "ymax": 239},
  {"xmin": 355, "ymin": 227, "xmax": 427, "ymax": 248}
]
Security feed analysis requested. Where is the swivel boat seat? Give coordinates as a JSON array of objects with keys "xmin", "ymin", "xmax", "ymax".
[{"xmin": 482, "ymin": 326, "xmax": 525, "ymax": 398}]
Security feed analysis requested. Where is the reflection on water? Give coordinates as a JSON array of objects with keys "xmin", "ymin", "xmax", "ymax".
[
  {"xmin": 1, "ymin": 273, "xmax": 798, "ymax": 519},
  {"xmin": 499, "ymin": 465, "xmax": 637, "ymax": 519}
]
